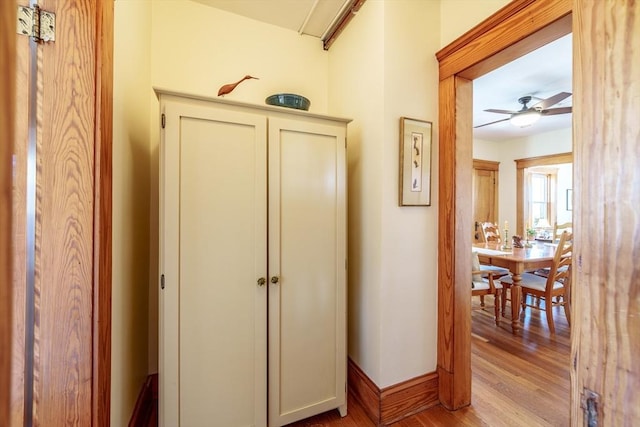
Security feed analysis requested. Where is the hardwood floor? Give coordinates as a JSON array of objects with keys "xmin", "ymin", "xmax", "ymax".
[{"xmin": 286, "ymin": 296, "xmax": 571, "ymax": 426}]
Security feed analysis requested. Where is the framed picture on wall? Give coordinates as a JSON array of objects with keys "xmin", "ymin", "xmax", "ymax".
[{"xmin": 399, "ymin": 117, "xmax": 432, "ymax": 206}]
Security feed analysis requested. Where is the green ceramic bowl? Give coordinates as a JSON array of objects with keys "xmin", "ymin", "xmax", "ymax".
[{"xmin": 265, "ymin": 93, "xmax": 310, "ymax": 111}]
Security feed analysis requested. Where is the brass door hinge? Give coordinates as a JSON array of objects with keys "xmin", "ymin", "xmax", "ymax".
[{"xmin": 17, "ymin": 5, "xmax": 56, "ymax": 43}]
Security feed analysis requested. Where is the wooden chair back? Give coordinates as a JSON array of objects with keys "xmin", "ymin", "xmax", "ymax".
[
  {"xmin": 553, "ymin": 222, "xmax": 572, "ymax": 242},
  {"xmin": 481, "ymin": 222, "xmax": 501, "ymax": 243},
  {"xmin": 546, "ymin": 231, "xmax": 573, "ymax": 292}
]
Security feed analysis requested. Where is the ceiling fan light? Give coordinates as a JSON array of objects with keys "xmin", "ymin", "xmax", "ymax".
[{"xmin": 510, "ymin": 110, "xmax": 541, "ymax": 127}]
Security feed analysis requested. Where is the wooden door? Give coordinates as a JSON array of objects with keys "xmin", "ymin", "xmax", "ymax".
[
  {"xmin": 572, "ymin": 2, "xmax": 640, "ymax": 425},
  {"xmin": 10, "ymin": 1, "xmax": 112, "ymax": 425},
  {"xmin": 159, "ymin": 97, "xmax": 268, "ymax": 427},
  {"xmin": 472, "ymin": 159, "xmax": 499, "ymax": 243},
  {"xmin": 268, "ymin": 118, "xmax": 347, "ymax": 426},
  {"xmin": 0, "ymin": 0, "xmax": 15, "ymax": 424}
]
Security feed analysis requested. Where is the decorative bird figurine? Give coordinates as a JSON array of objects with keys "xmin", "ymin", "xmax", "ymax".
[{"xmin": 217, "ymin": 75, "xmax": 259, "ymax": 96}]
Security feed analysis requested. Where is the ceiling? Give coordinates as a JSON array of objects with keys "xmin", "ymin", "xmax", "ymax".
[
  {"xmin": 473, "ymin": 34, "xmax": 573, "ymax": 141},
  {"xmin": 190, "ymin": 0, "xmax": 354, "ymax": 39},
  {"xmin": 190, "ymin": 1, "xmax": 572, "ymax": 141}
]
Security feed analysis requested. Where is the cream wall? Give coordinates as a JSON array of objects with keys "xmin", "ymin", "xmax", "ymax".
[
  {"xmin": 440, "ymin": 0, "xmax": 511, "ymax": 47},
  {"xmin": 329, "ymin": 0, "xmax": 506, "ymax": 387},
  {"xmin": 112, "ymin": 1, "xmax": 152, "ymax": 425},
  {"xmin": 112, "ymin": 0, "xmax": 529, "ymax": 421},
  {"xmin": 474, "ymin": 127, "xmax": 573, "ymax": 236},
  {"xmin": 149, "ymin": 1, "xmax": 329, "ymax": 110},
  {"xmin": 327, "ymin": 0, "xmax": 385, "ymax": 383}
]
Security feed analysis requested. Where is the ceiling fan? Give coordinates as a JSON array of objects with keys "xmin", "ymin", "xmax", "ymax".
[{"xmin": 475, "ymin": 92, "xmax": 572, "ymax": 128}]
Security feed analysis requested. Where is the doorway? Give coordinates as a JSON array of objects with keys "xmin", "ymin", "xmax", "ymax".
[{"xmin": 435, "ymin": 0, "xmax": 572, "ymax": 410}]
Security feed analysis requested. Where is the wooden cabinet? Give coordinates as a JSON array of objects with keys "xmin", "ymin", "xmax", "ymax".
[{"xmin": 156, "ymin": 89, "xmax": 348, "ymax": 427}]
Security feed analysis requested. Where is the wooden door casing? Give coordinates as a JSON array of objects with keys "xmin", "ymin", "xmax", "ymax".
[
  {"xmin": 472, "ymin": 159, "xmax": 499, "ymax": 243},
  {"xmin": 436, "ymin": 0, "xmax": 572, "ymax": 413},
  {"xmin": 437, "ymin": 0, "xmax": 640, "ymax": 424}
]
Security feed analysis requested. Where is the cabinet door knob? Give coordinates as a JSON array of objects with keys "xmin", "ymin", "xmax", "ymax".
[
  {"xmin": 270, "ymin": 276, "xmax": 279, "ymax": 284},
  {"xmin": 257, "ymin": 277, "xmax": 266, "ymax": 286}
]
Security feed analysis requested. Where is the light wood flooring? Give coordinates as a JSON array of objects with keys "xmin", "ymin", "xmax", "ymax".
[{"xmin": 286, "ymin": 296, "xmax": 571, "ymax": 426}]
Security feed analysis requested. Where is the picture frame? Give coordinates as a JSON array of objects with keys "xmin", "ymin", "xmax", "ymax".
[
  {"xmin": 566, "ymin": 188, "xmax": 573, "ymax": 211},
  {"xmin": 399, "ymin": 117, "xmax": 432, "ymax": 206}
]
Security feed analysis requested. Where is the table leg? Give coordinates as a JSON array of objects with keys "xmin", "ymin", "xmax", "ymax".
[{"xmin": 510, "ymin": 274, "xmax": 522, "ymax": 334}]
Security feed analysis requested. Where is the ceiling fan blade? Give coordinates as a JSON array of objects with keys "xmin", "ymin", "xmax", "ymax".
[
  {"xmin": 484, "ymin": 108, "xmax": 518, "ymax": 115},
  {"xmin": 474, "ymin": 117, "xmax": 510, "ymax": 128},
  {"xmin": 542, "ymin": 106, "xmax": 572, "ymax": 116},
  {"xmin": 531, "ymin": 92, "xmax": 572, "ymax": 110}
]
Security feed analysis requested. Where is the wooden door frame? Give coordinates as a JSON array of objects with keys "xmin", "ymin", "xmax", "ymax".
[
  {"xmin": 435, "ymin": 0, "xmax": 572, "ymax": 410},
  {"xmin": 94, "ymin": 1, "xmax": 114, "ymax": 424}
]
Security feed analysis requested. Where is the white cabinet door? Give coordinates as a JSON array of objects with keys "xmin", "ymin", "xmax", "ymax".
[
  {"xmin": 267, "ymin": 118, "xmax": 347, "ymax": 426},
  {"xmin": 159, "ymin": 99, "xmax": 268, "ymax": 427}
]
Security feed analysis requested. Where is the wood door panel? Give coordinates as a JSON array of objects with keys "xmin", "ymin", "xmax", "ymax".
[
  {"xmin": 178, "ymin": 116, "xmax": 267, "ymax": 427},
  {"xmin": 11, "ymin": 2, "xmax": 31, "ymax": 424},
  {"xmin": 472, "ymin": 161, "xmax": 499, "ymax": 243},
  {"xmin": 9, "ymin": 0, "xmax": 113, "ymax": 425},
  {"xmin": 268, "ymin": 118, "xmax": 347, "ymax": 426},
  {"xmin": 35, "ymin": 0, "xmax": 97, "ymax": 421},
  {"xmin": 158, "ymin": 100, "xmax": 268, "ymax": 426},
  {"xmin": 1, "ymin": 0, "xmax": 16, "ymax": 424},
  {"xmin": 572, "ymin": 2, "xmax": 640, "ymax": 425}
]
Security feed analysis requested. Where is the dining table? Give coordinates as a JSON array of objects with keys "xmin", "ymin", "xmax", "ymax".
[{"xmin": 473, "ymin": 241, "xmax": 559, "ymax": 334}]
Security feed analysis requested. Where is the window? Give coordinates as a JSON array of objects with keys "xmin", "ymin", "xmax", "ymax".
[
  {"xmin": 530, "ymin": 172, "xmax": 551, "ymax": 226},
  {"xmin": 515, "ymin": 152, "xmax": 573, "ymax": 235}
]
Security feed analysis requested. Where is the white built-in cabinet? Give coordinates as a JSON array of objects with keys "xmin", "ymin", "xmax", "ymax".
[{"xmin": 156, "ymin": 89, "xmax": 349, "ymax": 427}]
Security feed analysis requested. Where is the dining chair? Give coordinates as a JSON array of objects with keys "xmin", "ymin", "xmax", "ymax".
[
  {"xmin": 481, "ymin": 222, "xmax": 501, "ymax": 243},
  {"xmin": 533, "ymin": 226, "xmax": 572, "ymax": 279},
  {"xmin": 476, "ymin": 223, "xmax": 509, "ymax": 307},
  {"xmin": 498, "ymin": 231, "xmax": 572, "ymax": 333},
  {"xmin": 472, "ymin": 251, "xmax": 503, "ymax": 325},
  {"xmin": 552, "ymin": 221, "xmax": 572, "ymax": 242}
]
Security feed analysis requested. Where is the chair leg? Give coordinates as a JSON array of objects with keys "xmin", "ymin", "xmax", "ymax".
[
  {"xmin": 480, "ymin": 295, "xmax": 485, "ymax": 308},
  {"xmin": 563, "ymin": 299, "xmax": 571, "ymax": 326},
  {"xmin": 494, "ymin": 290, "xmax": 501, "ymax": 325},
  {"xmin": 545, "ymin": 305, "xmax": 556, "ymax": 334},
  {"xmin": 501, "ymin": 286, "xmax": 508, "ymax": 317}
]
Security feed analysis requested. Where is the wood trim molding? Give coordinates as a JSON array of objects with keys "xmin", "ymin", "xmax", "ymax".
[
  {"xmin": 515, "ymin": 152, "xmax": 573, "ymax": 169},
  {"xmin": 437, "ymin": 74, "xmax": 473, "ymax": 410},
  {"xmin": 348, "ymin": 358, "xmax": 439, "ymax": 426},
  {"xmin": 323, "ymin": 0, "xmax": 367, "ymax": 50},
  {"xmin": 436, "ymin": 0, "xmax": 571, "ymax": 411},
  {"xmin": 473, "ymin": 159, "xmax": 500, "ymax": 171},
  {"xmin": 437, "ymin": 0, "xmax": 571, "ymax": 80},
  {"xmin": 436, "ymin": 0, "xmax": 535, "ymax": 61},
  {"xmin": 93, "ymin": 1, "xmax": 114, "ymax": 425},
  {"xmin": 129, "ymin": 374, "xmax": 158, "ymax": 427}
]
